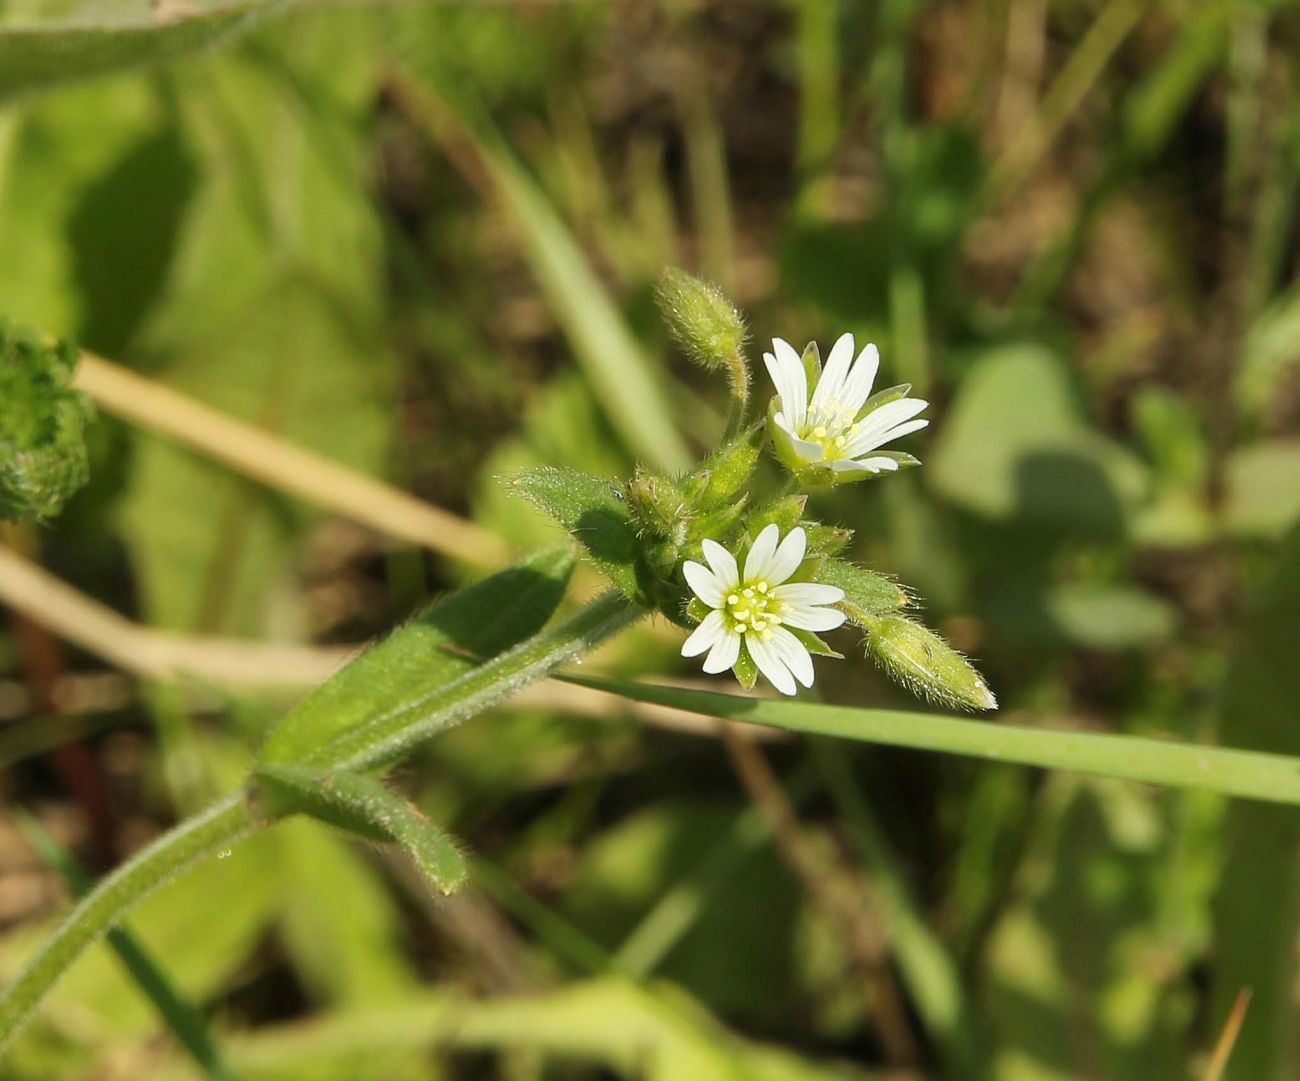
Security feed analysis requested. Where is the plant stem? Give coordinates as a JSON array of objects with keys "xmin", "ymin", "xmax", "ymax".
[
  {"xmin": 0, "ymin": 792, "xmax": 256, "ymax": 1053},
  {"xmin": 566, "ymin": 675, "xmax": 1300, "ymax": 809}
]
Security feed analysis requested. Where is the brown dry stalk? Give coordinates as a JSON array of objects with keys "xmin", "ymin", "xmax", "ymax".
[
  {"xmin": 74, "ymin": 353, "xmax": 509, "ymax": 568},
  {"xmin": 718, "ymin": 725, "xmax": 920, "ymax": 1067}
]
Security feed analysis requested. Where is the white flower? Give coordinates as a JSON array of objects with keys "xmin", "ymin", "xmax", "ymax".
[
  {"xmin": 764, "ymin": 333, "xmax": 929, "ymax": 475},
  {"xmin": 679, "ymin": 524, "xmax": 846, "ymax": 695}
]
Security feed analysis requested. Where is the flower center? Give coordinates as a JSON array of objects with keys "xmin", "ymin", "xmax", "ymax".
[
  {"xmin": 798, "ymin": 397, "xmax": 861, "ymax": 455},
  {"xmin": 724, "ymin": 581, "xmax": 782, "ymax": 636}
]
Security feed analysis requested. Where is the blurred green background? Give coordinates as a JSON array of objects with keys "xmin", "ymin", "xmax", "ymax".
[{"xmin": 2, "ymin": 0, "xmax": 1300, "ymax": 1077}]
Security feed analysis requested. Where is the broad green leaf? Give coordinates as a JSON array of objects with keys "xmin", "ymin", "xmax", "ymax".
[
  {"xmin": 565, "ymin": 674, "xmax": 1300, "ymax": 808},
  {"xmin": 257, "ymin": 766, "xmax": 467, "ymax": 895},
  {"xmin": 1213, "ymin": 522, "xmax": 1300, "ymax": 1080},
  {"xmin": 0, "ymin": 0, "xmax": 292, "ymax": 100},
  {"xmin": 817, "ymin": 558, "xmax": 909, "ymax": 625},
  {"xmin": 929, "ymin": 344, "xmax": 1149, "ymax": 533},
  {"xmin": 511, "ymin": 466, "xmax": 654, "ymax": 606},
  {"xmin": 1046, "ymin": 584, "xmax": 1178, "ymax": 649},
  {"xmin": 259, "ymin": 546, "xmax": 575, "ymax": 765},
  {"xmin": 1224, "ymin": 440, "xmax": 1300, "ymax": 540},
  {"xmin": 274, "ymin": 821, "xmax": 416, "ymax": 1006}
]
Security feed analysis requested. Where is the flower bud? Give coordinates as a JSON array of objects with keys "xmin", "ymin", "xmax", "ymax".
[
  {"xmin": 1, "ymin": 323, "xmax": 92, "ymax": 521},
  {"xmin": 865, "ymin": 615, "xmax": 997, "ymax": 711},
  {"xmin": 655, "ymin": 268, "xmax": 748, "ymax": 375},
  {"xmin": 626, "ymin": 467, "xmax": 686, "ymax": 538}
]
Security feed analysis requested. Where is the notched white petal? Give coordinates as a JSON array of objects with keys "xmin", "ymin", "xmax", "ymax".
[
  {"xmin": 681, "ymin": 610, "xmax": 726, "ymax": 657},
  {"xmin": 700, "ymin": 539, "xmax": 739, "ymax": 588},
  {"xmin": 683, "ymin": 560, "xmax": 726, "ymax": 607},
  {"xmin": 769, "ymin": 626, "xmax": 815, "ymax": 688},
  {"xmin": 773, "ymin": 582, "xmax": 844, "ymax": 607},
  {"xmin": 781, "ymin": 604, "xmax": 847, "ymax": 632},
  {"xmin": 747, "ymin": 632, "xmax": 796, "ymax": 695},
  {"xmin": 744, "ymin": 523, "xmax": 781, "ymax": 582},
  {"xmin": 766, "ymin": 526, "xmax": 807, "ymax": 585},
  {"xmin": 702, "ymin": 630, "xmax": 741, "ymax": 674}
]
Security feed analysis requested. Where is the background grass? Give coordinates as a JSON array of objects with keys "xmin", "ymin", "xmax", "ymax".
[{"xmin": 1, "ymin": 0, "xmax": 1300, "ymax": 1078}]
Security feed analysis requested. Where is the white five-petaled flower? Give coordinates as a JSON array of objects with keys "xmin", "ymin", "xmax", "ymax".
[
  {"xmin": 764, "ymin": 333, "xmax": 929, "ymax": 474},
  {"xmin": 680, "ymin": 524, "xmax": 846, "ymax": 695}
]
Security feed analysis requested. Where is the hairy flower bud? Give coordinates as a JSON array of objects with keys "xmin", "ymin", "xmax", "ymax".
[
  {"xmin": 865, "ymin": 615, "xmax": 997, "ymax": 711},
  {"xmin": 0, "ymin": 322, "xmax": 92, "ymax": 521},
  {"xmin": 655, "ymin": 268, "xmax": 748, "ymax": 410}
]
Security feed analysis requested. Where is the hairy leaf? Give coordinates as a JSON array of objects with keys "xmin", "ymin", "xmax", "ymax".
[
  {"xmin": 256, "ymin": 766, "xmax": 467, "ymax": 895},
  {"xmin": 260, "ymin": 547, "xmax": 575, "ymax": 766},
  {"xmin": 511, "ymin": 467, "xmax": 654, "ymax": 606}
]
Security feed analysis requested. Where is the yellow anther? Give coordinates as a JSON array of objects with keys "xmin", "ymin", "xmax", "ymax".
[
  {"xmin": 752, "ymin": 619, "xmax": 767, "ymax": 631},
  {"xmin": 727, "ymin": 594, "xmax": 740, "ymax": 605},
  {"xmin": 743, "ymin": 588, "xmax": 754, "ymax": 598},
  {"xmin": 757, "ymin": 581, "xmax": 769, "ymax": 593},
  {"xmin": 812, "ymin": 425, "xmax": 827, "ymax": 438},
  {"xmin": 734, "ymin": 610, "xmax": 750, "ymax": 621}
]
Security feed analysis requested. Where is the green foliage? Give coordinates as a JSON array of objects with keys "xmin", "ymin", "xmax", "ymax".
[
  {"xmin": 259, "ymin": 546, "xmax": 576, "ymax": 766},
  {"xmin": 0, "ymin": 322, "xmax": 91, "ymax": 520},
  {"xmin": 0, "ymin": 0, "xmax": 291, "ymax": 101},
  {"xmin": 255, "ymin": 765, "xmax": 467, "ymax": 895},
  {"xmin": 511, "ymin": 468, "xmax": 653, "ymax": 606}
]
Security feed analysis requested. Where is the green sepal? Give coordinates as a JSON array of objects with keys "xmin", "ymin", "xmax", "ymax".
[
  {"xmin": 253, "ymin": 765, "xmax": 468, "ymax": 895},
  {"xmin": 685, "ymin": 596, "xmax": 712, "ymax": 623},
  {"xmin": 857, "ymin": 383, "xmax": 913, "ymax": 419},
  {"xmin": 864, "ymin": 616, "xmax": 997, "ymax": 712},
  {"xmin": 0, "ymin": 322, "xmax": 92, "ymax": 521},
  {"xmin": 801, "ymin": 521, "xmax": 853, "ymax": 556},
  {"xmin": 788, "ymin": 553, "xmax": 828, "ymax": 584},
  {"xmin": 627, "ymin": 466, "xmax": 687, "ymax": 539},
  {"xmin": 686, "ymin": 424, "xmax": 765, "ymax": 510},
  {"xmin": 746, "ymin": 495, "xmax": 807, "ymax": 535},
  {"xmin": 817, "ymin": 558, "xmax": 909, "ymax": 625},
  {"xmin": 801, "ymin": 341, "xmax": 822, "ymax": 388},
  {"xmin": 512, "ymin": 467, "xmax": 655, "ymax": 606},
  {"xmin": 733, "ymin": 640, "xmax": 758, "ymax": 690},
  {"xmin": 790, "ymin": 627, "xmax": 842, "ymax": 659},
  {"xmin": 686, "ymin": 497, "xmax": 748, "ymax": 545}
]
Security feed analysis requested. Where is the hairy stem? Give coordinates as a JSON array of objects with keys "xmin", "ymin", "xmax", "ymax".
[{"xmin": 0, "ymin": 792, "xmax": 257, "ymax": 1053}]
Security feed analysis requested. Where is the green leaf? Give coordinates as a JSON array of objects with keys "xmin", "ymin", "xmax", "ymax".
[
  {"xmin": 563, "ymin": 674, "xmax": 1300, "ymax": 808},
  {"xmin": 0, "ymin": 0, "xmax": 293, "ymax": 101},
  {"xmin": 0, "ymin": 321, "xmax": 91, "ymax": 520},
  {"xmin": 255, "ymin": 765, "xmax": 467, "ymax": 896},
  {"xmin": 511, "ymin": 467, "xmax": 654, "ymax": 606},
  {"xmin": 817, "ymin": 558, "xmax": 908, "ymax": 625},
  {"xmin": 1046, "ymin": 583, "xmax": 1178, "ymax": 649},
  {"xmin": 929, "ymin": 344, "xmax": 1149, "ymax": 533},
  {"xmin": 1213, "ymin": 522, "xmax": 1300, "ymax": 1080},
  {"xmin": 1225, "ymin": 440, "xmax": 1300, "ymax": 540},
  {"xmin": 259, "ymin": 546, "xmax": 576, "ymax": 766}
]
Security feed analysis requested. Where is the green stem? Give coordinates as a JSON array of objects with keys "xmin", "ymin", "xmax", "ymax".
[
  {"xmin": 0, "ymin": 793, "xmax": 257, "ymax": 1053},
  {"xmin": 566, "ymin": 675, "xmax": 1300, "ymax": 808}
]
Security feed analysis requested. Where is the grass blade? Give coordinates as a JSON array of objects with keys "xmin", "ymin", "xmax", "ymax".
[{"xmin": 564, "ymin": 673, "xmax": 1300, "ymax": 807}]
